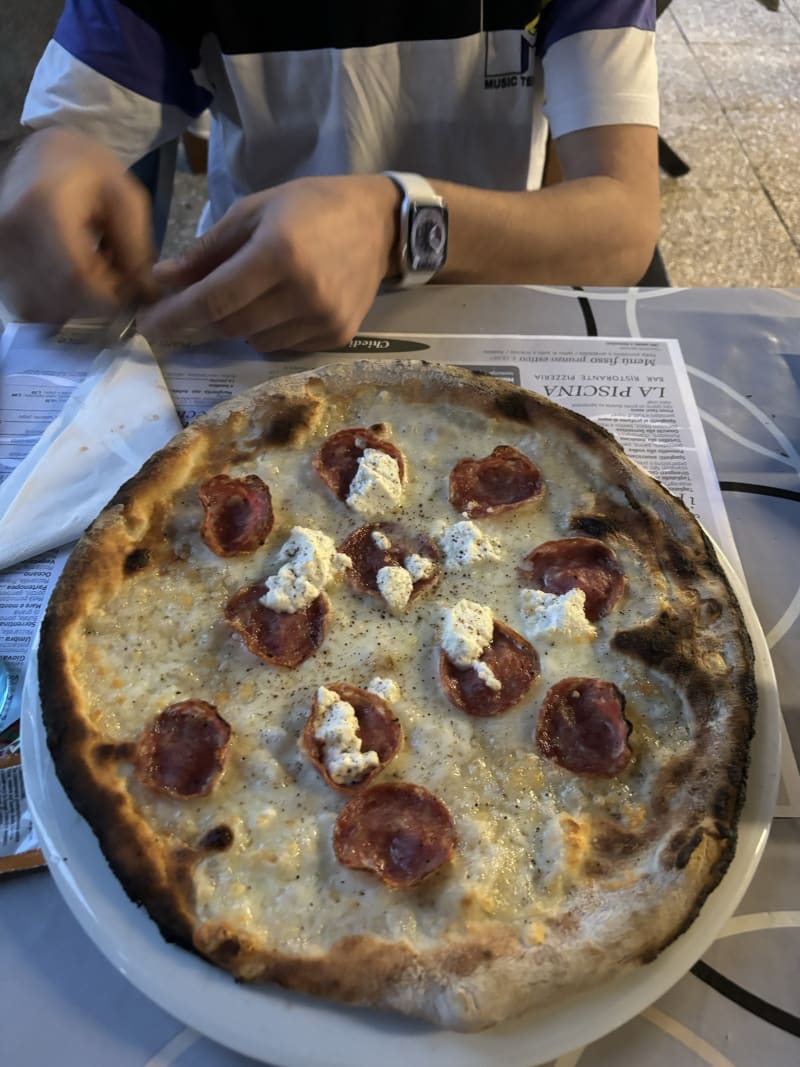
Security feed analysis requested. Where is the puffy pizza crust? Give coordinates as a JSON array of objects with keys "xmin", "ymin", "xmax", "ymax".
[{"xmin": 39, "ymin": 360, "xmax": 756, "ymax": 1031}]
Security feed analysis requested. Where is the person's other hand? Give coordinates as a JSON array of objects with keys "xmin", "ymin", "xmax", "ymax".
[
  {"xmin": 138, "ymin": 175, "xmax": 399, "ymax": 353},
  {"xmin": 0, "ymin": 127, "xmax": 157, "ymax": 323}
]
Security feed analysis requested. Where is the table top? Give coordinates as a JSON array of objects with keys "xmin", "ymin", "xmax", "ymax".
[{"xmin": 2, "ymin": 285, "xmax": 799, "ymax": 1067}]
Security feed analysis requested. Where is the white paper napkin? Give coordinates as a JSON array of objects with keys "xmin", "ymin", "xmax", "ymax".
[{"xmin": 0, "ymin": 335, "xmax": 182, "ymax": 571}]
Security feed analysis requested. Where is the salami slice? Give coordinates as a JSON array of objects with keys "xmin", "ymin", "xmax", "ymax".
[
  {"xmin": 199, "ymin": 474, "xmax": 274, "ymax": 557},
  {"xmin": 519, "ymin": 537, "xmax": 625, "ymax": 622},
  {"xmin": 536, "ymin": 677, "xmax": 632, "ymax": 777},
  {"xmin": 301, "ymin": 683, "xmax": 403, "ymax": 791},
  {"xmin": 439, "ymin": 619, "xmax": 540, "ymax": 717},
  {"xmin": 449, "ymin": 445, "xmax": 544, "ymax": 518},
  {"xmin": 224, "ymin": 581, "xmax": 328, "ymax": 667},
  {"xmin": 339, "ymin": 523, "xmax": 440, "ymax": 599},
  {"xmin": 312, "ymin": 427, "xmax": 405, "ymax": 501},
  {"xmin": 134, "ymin": 700, "xmax": 231, "ymax": 797},
  {"xmin": 333, "ymin": 783, "xmax": 457, "ymax": 888}
]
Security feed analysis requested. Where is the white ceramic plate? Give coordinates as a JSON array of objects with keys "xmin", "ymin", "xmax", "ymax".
[{"xmin": 22, "ymin": 549, "xmax": 780, "ymax": 1067}]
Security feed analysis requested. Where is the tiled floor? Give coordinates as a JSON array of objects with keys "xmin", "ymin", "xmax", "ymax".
[
  {"xmin": 162, "ymin": 0, "xmax": 800, "ymax": 288},
  {"xmin": 657, "ymin": 0, "xmax": 800, "ymax": 286}
]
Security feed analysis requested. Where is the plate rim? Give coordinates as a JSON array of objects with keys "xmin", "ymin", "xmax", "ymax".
[{"xmin": 21, "ymin": 545, "xmax": 781, "ymax": 1067}]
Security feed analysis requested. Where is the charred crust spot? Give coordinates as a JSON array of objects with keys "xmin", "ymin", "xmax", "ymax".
[
  {"xmin": 665, "ymin": 541, "xmax": 698, "ymax": 580},
  {"xmin": 255, "ymin": 935, "xmax": 422, "ymax": 1000},
  {"xmin": 663, "ymin": 829, "xmax": 688, "ymax": 869},
  {"xmin": 638, "ymin": 945, "xmax": 662, "ymax": 965},
  {"xmin": 214, "ymin": 937, "xmax": 241, "ymax": 963},
  {"xmin": 494, "ymin": 393, "xmax": 531, "ymax": 423},
  {"xmin": 621, "ymin": 482, "xmax": 650, "ymax": 516},
  {"xmin": 124, "ymin": 547, "xmax": 150, "ymax": 574},
  {"xmin": 591, "ymin": 821, "xmax": 641, "ymax": 861},
  {"xmin": 563, "ymin": 408, "xmax": 620, "ymax": 449},
  {"xmin": 583, "ymin": 494, "xmax": 652, "ymax": 543},
  {"xmin": 93, "ymin": 741, "xmax": 135, "ymax": 762},
  {"xmin": 662, "ymin": 825, "xmax": 710, "ymax": 871},
  {"xmin": 263, "ymin": 413, "xmax": 299, "ymax": 445},
  {"xmin": 166, "ymin": 851, "xmax": 199, "ymax": 917},
  {"xmin": 713, "ymin": 819, "xmax": 734, "ymax": 840},
  {"xmin": 612, "ymin": 611, "xmax": 688, "ymax": 669},
  {"xmin": 369, "ymin": 422, "xmax": 389, "ymax": 435},
  {"xmin": 652, "ymin": 755, "xmax": 695, "ymax": 818},
  {"xmin": 570, "ymin": 514, "xmax": 617, "ymax": 539},
  {"xmin": 614, "ymin": 613, "xmax": 722, "ymax": 725},
  {"xmin": 546, "ymin": 911, "xmax": 580, "ymax": 935},
  {"xmin": 712, "ymin": 785, "xmax": 736, "ymax": 823},
  {"xmin": 675, "ymin": 828, "xmax": 705, "ymax": 870},
  {"xmin": 261, "ymin": 400, "xmax": 313, "ymax": 445},
  {"xmin": 726, "ymin": 760, "xmax": 746, "ymax": 789},
  {"xmin": 582, "ymin": 858, "xmax": 609, "ymax": 879},
  {"xmin": 700, "ymin": 597, "xmax": 723, "ymax": 625},
  {"xmin": 574, "ymin": 424, "xmax": 597, "ymax": 446},
  {"xmin": 686, "ymin": 676, "xmax": 717, "ymax": 717},
  {"xmin": 199, "ymin": 825, "xmax": 234, "ymax": 851},
  {"xmin": 445, "ymin": 943, "xmax": 497, "ymax": 978}
]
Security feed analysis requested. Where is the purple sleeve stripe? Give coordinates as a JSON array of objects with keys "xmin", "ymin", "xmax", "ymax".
[
  {"xmin": 54, "ymin": 0, "xmax": 211, "ymax": 115},
  {"xmin": 537, "ymin": 0, "xmax": 656, "ymax": 55}
]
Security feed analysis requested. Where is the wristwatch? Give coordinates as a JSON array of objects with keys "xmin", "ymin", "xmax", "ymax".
[{"xmin": 383, "ymin": 171, "xmax": 448, "ymax": 287}]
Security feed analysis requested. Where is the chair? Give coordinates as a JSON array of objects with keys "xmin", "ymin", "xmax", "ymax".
[
  {"xmin": 655, "ymin": 0, "xmax": 691, "ymax": 181},
  {"xmin": 129, "ymin": 139, "xmax": 179, "ymax": 254},
  {"xmin": 542, "ymin": 137, "xmax": 671, "ymax": 287}
]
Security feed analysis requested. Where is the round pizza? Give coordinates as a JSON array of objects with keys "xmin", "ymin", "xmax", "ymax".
[{"xmin": 38, "ymin": 360, "xmax": 756, "ymax": 1032}]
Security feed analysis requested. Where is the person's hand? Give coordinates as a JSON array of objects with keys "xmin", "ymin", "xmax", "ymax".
[
  {"xmin": 0, "ymin": 127, "xmax": 157, "ymax": 323},
  {"xmin": 138, "ymin": 175, "xmax": 400, "ymax": 353}
]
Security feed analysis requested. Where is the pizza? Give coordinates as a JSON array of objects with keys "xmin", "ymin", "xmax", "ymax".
[{"xmin": 38, "ymin": 359, "xmax": 756, "ymax": 1032}]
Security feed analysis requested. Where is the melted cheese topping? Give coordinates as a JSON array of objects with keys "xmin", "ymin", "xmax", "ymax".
[
  {"xmin": 472, "ymin": 659, "xmax": 502, "ymax": 692},
  {"xmin": 371, "ymin": 529, "xmax": 392, "ymax": 551},
  {"xmin": 519, "ymin": 587, "xmax": 597, "ymax": 642},
  {"xmin": 404, "ymin": 553, "xmax": 435, "ymax": 581},
  {"xmin": 262, "ymin": 527, "xmax": 351, "ymax": 613},
  {"xmin": 366, "ymin": 676, "xmax": 401, "ymax": 703},
  {"xmin": 376, "ymin": 565, "xmax": 414, "ymax": 613},
  {"xmin": 437, "ymin": 520, "xmax": 503, "ymax": 570},
  {"xmin": 314, "ymin": 686, "xmax": 380, "ymax": 785},
  {"xmin": 440, "ymin": 599, "xmax": 502, "ymax": 691},
  {"xmin": 74, "ymin": 389, "xmax": 693, "ymax": 958},
  {"xmin": 346, "ymin": 448, "xmax": 404, "ymax": 517},
  {"xmin": 441, "ymin": 599, "xmax": 494, "ymax": 667}
]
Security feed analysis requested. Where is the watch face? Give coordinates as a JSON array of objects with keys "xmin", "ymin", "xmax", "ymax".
[{"xmin": 408, "ymin": 204, "xmax": 448, "ymax": 273}]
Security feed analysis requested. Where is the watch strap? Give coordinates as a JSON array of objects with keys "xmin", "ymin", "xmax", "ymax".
[{"xmin": 382, "ymin": 171, "xmax": 447, "ymax": 288}]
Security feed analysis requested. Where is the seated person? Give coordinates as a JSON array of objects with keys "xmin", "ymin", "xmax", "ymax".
[{"xmin": 0, "ymin": 1, "xmax": 660, "ymax": 351}]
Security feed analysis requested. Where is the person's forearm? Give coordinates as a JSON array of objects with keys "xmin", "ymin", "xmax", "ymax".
[{"xmin": 431, "ymin": 175, "xmax": 659, "ymax": 287}]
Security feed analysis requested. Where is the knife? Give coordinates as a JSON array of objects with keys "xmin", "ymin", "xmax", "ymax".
[
  {"xmin": 0, "ymin": 659, "xmax": 9, "ymax": 721},
  {"xmin": 99, "ymin": 305, "xmax": 138, "ymax": 350}
]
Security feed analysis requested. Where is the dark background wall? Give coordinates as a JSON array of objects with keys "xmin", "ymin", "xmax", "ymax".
[{"xmin": 0, "ymin": 1, "xmax": 61, "ymax": 152}]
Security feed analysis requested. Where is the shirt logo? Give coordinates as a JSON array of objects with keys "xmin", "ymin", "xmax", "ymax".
[
  {"xmin": 484, "ymin": 31, "xmax": 535, "ymax": 89},
  {"xmin": 483, "ymin": 2, "xmax": 550, "ymax": 90}
]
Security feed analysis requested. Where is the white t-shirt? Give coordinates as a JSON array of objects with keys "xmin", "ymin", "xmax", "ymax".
[{"xmin": 22, "ymin": 1, "xmax": 659, "ymax": 229}]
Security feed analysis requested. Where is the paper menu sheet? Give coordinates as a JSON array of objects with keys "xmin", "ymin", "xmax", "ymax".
[
  {"xmin": 4, "ymin": 325, "xmax": 795, "ymax": 820},
  {"xmin": 0, "ymin": 327, "xmax": 99, "ymax": 748}
]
